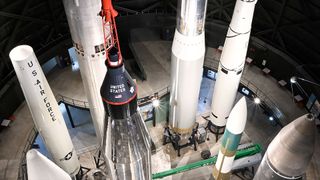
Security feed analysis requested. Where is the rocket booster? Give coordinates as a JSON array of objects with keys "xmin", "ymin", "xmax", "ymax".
[
  {"xmin": 254, "ymin": 114, "xmax": 316, "ymax": 180},
  {"xmin": 209, "ymin": 0, "xmax": 257, "ymax": 127},
  {"xmin": 9, "ymin": 45, "xmax": 80, "ymax": 176},
  {"xmin": 100, "ymin": 1, "xmax": 152, "ymax": 179},
  {"xmin": 100, "ymin": 55, "xmax": 152, "ymax": 179},
  {"xmin": 213, "ymin": 97, "xmax": 247, "ymax": 180},
  {"xmin": 170, "ymin": 0, "xmax": 208, "ymax": 134},
  {"xmin": 62, "ymin": 0, "xmax": 107, "ymax": 142},
  {"xmin": 26, "ymin": 149, "xmax": 72, "ymax": 180}
]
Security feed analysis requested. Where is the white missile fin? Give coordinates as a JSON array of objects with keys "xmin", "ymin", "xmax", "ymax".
[
  {"xmin": 27, "ymin": 149, "xmax": 72, "ymax": 180},
  {"xmin": 226, "ymin": 97, "xmax": 247, "ymax": 134}
]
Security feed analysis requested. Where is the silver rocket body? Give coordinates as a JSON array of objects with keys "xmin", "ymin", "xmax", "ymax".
[
  {"xmin": 63, "ymin": 0, "xmax": 107, "ymax": 142},
  {"xmin": 254, "ymin": 114, "xmax": 316, "ymax": 179},
  {"xmin": 209, "ymin": 0, "xmax": 257, "ymax": 127},
  {"xmin": 100, "ymin": 52, "xmax": 152, "ymax": 179},
  {"xmin": 9, "ymin": 45, "xmax": 80, "ymax": 176},
  {"xmin": 170, "ymin": 0, "xmax": 208, "ymax": 135},
  {"xmin": 103, "ymin": 113, "xmax": 152, "ymax": 180}
]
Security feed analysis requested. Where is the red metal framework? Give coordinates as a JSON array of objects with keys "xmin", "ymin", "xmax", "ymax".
[{"xmin": 101, "ymin": 0, "xmax": 123, "ymax": 67}]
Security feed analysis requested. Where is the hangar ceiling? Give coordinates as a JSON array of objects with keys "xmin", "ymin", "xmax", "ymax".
[{"xmin": 0, "ymin": 0, "xmax": 319, "ymax": 88}]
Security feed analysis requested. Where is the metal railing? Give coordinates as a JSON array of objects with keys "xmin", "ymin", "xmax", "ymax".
[
  {"xmin": 17, "ymin": 127, "xmax": 38, "ymax": 180},
  {"xmin": 17, "ymin": 87, "xmax": 170, "ymax": 180},
  {"xmin": 17, "ymin": 94, "xmax": 89, "ymax": 180},
  {"xmin": 114, "ymin": 1, "xmax": 176, "ymax": 16},
  {"xmin": 138, "ymin": 86, "xmax": 170, "ymax": 106},
  {"xmin": 240, "ymin": 76, "xmax": 287, "ymax": 125},
  {"xmin": 56, "ymin": 94, "xmax": 89, "ymax": 109}
]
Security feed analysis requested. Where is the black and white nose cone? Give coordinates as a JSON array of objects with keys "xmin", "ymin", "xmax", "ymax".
[{"xmin": 100, "ymin": 64, "xmax": 137, "ymax": 105}]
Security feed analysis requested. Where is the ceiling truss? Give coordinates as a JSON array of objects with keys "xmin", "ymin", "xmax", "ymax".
[{"xmin": 0, "ymin": 0, "xmax": 319, "ymax": 85}]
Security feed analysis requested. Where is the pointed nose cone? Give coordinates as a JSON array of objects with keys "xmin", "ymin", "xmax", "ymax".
[
  {"xmin": 226, "ymin": 97, "xmax": 247, "ymax": 134},
  {"xmin": 267, "ymin": 113, "xmax": 316, "ymax": 177}
]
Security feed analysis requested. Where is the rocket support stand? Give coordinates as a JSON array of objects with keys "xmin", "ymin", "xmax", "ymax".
[
  {"xmin": 94, "ymin": 148, "xmax": 105, "ymax": 168},
  {"xmin": 202, "ymin": 115, "xmax": 225, "ymax": 142},
  {"xmin": 76, "ymin": 166, "xmax": 91, "ymax": 179},
  {"xmin": 162, "ymin": 124, "xmax": 198, "ymax": 157}
]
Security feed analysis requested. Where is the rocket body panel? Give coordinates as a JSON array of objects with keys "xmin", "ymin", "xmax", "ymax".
[
  {"xmin": 219, "ymin": 32, "xmax": 249, "ymax": 70},
  {"xmin": 63, "ymin": 0, "xmax": 106, "ymax": 142},
  {"xmin": 210, "ymin": 66, "xmax": 242, "ymax": 127},
  {"xmin": 26, "ymin": 149, "xmax": 72, "ymax": 180},
  {"xmin": 267, "ymin": 116, "xmax": 315, "ymax": 176},
  {"xmin": 171, "ymin": 30, "xmax": 205, "ymax": 60},
  {"xmin": 213, "ymin": 97, "xmax": 247, "ymax": 179},
  {"xmin": 229, "ymin": 0, "xmax": 257, "ymax": 33},
  {"xmin": 170, "ymin": 31, "xmax": 204, "ymax": 133},
  {"xmin": 10, "ymin": 46, "xmax": 80, "ymax": 176},
  {"xmin": 218, "ymin": 0, "xmax": 256, "ymax": 70},
  {"xmin": 76, "ymin": 1, "xmax": 106, "ymax": 54},
  {"xmin": 253, "ymin": 155, "xmax": 290, "ymax": 180},
  {"xmin": 101, "ymin": 87, "xmax": 152, "ymax": 180},
  {"xmin": 100, "ymin": 54, "xmax": 151, "ymax": 179},
  {"xmin": 103, "ymin": 112, "xmax": 151, "ymax": 180},
  {"xmin": 75, "ymin": 59, "xmax": 106, "ymax": 142},
  {"xmin": 210, "ymin": 0, "xmax": 257, "ymax": 127},
  {"xmin": 254, "ymin": 114, "xmax": 316, "ymax": 180},
  {"xmin": 176, "ymin": 0, "xmax": 207, "ymax": 36},
  {"xmin": 62, "ymin": 0, "xmax": 80, "ymax": 44},
  {"xmin": 169, "ymin": 0, "xmax": 207, "ymax": 134}
]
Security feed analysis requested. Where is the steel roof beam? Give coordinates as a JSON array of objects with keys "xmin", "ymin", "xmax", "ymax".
[{"xmin": 0, "ymin": 11, "xmax": 52, "ymax": 25}]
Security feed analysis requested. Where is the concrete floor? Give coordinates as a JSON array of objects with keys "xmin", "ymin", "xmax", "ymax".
[{"xmin": 0, "ymin": 28, "xmax": 319, "ymax": 180}]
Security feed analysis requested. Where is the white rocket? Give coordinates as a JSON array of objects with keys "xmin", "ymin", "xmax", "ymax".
[
  {"xmin": 26, "ymin": 149, "xmax": 72, "ymax": 180},
  {"xmin": 62, "ymin": 0, "xmax": 107, "ymax": 142},
  {"xmin": 209, "ymin": 0, "xmax": 257, "ymax": 128},
  {"xmin": 213, "ymin": 97, "xmax": 247, "ymax": 179},
  {"xmin": 9, "ymin": 45, "xmax": 80, "ymax": 176},
  {"xmin": 170, "ymin": 0, "xmax": 208, "ymax": 134}
]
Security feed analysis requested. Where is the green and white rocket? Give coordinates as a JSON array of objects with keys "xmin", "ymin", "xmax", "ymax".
[{"xmin": 213, "ymin": 97, "xmax": 247, "ymax": 179}]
